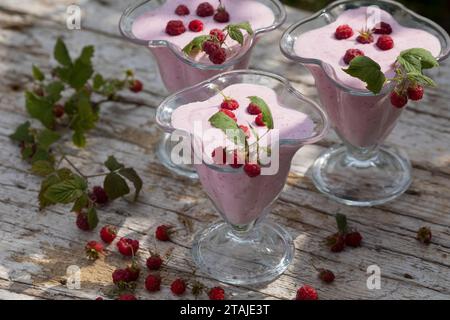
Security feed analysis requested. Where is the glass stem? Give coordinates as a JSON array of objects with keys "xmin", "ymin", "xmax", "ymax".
[{"xmin": 345, "ymin": 144, "xmax": 380, "ymax": 166}]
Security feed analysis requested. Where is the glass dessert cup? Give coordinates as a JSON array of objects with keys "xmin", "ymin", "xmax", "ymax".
[
  {"xmin": 281, "ymin": 0, "xmax": 450, "ymax": 206},
  {"xmin": 156, "ymin": 70, "xmax": 328, "ymax": 285},
  {"xmin": 119, "ymin": 0, "xmax": 286, "ymax": 179}
]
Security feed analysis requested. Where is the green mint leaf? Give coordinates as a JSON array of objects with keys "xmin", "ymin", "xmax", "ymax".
[
  {"xmin": 247, "ymin": 96, "xmax": 274, "ymax": 129},
  {"xmin": 45, "ymin": 81, "xmax": 64, "ymax": 104},
  {"xmin": 103, "ymin": 172, "xmax": 130, "ymax": 200},
  {"xmin": 118, "ymin": 168, "xmax": 143, "ymax": 201},
  {"xmin": 44, "ymin": 175, "xmax": 87, "ymax": 204},
  {"xmin": 25, "ymin": 91, "xmax": 55, "ymax": 129},
  {"xmin": 54, "ymin": 37, "xmax": 72, "ymax": 67},
  {"xmin": 232, "ymin": 22, "xmax": 254, "ymax": 35},
  {"xmin": 31, "ymin": 160, "xmax": 55, "ymax": 176},
  {"xmin": 87, "ymin": 207, "xmax": 99, "ymax": 229},
  {"xmin": 36, "ymin": 129, "xmax": 60, "ymax": 149},
  {"xmin": 92, "ymin": 74, "xmax": 105, "ymax": 91},
  {"xmin": 71, "ymin": 193, "xmax": 89, "ymax": 212},
  {"xmin": 32, "ymin": 65, "xmax": 45, "ymax": 81},
  {"xmin": 10, "ymin": 121, "xmax": 34, "ymax": 143},
  {"xmin": 209, "ymin": 112, "xmax": 247, "ymax": 146},
  {"xmin": 343, "ymin": 56, "xmax": 386, "ymax": 94},
  {"xmin": 399, "ymin": 48, "xmax": 439, "ymax": 70},
  {"xmin": 227, "ymin": 26, "xmax": 244, "ymax": 45},
  {"xmin": 407, "ymin": 72, "xmax": 437, "ymax": 87},
  {"xmin": 335, "ymin": 213, "xmax": 348, "ymax": 234},
  {"xmin": 104, "ymin": 155, "xmax": 125, "ymax": 172},
  {"xmin": 183, "ymin": 35, "xmax": 211, "ymax": 55}
]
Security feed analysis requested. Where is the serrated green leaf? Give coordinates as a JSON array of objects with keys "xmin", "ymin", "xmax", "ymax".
[
  {"xmin": 400, "ymin": 48, "xmax": 439, "ymax": 70},
  {"xmin": 72, "ymin": 129, "xmax": 86, "ymax": 148},
  {"xmin": 104, "ymin": 155, "xmax": 124, "ymax": 172},
  {"xmin": 118, "ymin": 168, "xmax": 143, "ymax": 201},
  {"xmin": 343, "ymin": 56, "xmax": 386, "ymax": 94},
  {"xmin": 209, "ymin": 112, "xmax": 247, "ymax": 146},
  {"xmin": 70, "ymin": 45, "xmax": 94, "ymax": 90},
  {"xmin": 397, "ymin": 55, "xmax": 422, "ymax": 73},
  {"xmin": 87, "ymin": 207, "xmax": 99, "ymax": 229},
  {"xmin": 32, "ymin": 65, "xmax": 45, "ymax": 81},
  {"xmin": 31, "ymin": 160, "xmax": 55, "ymax": 176},
  {"xmin": 92, "ymin": 74, "xmax": 105, "ymax": 91},
  {"xmin": 56, "ymin": 168, "xmax": 74, "ymax": 181},
  {"xmin": 21, "ymin": 145, "xmax": 34, "ymax": 160},
  {"xmin": 25, "ymin": 91, "xmax": 55, "ymax": 129},
  {"xmin": 45, "ymin": 81, "xmax": 64, "ymax": 104},
  {"xmin": 247, "ymin": 96, "xmax": 274, "ymax": 129},
  {"xmin": 335, "ymin": 213, "xmax": 348, "ymax": 234},
  {"xmin": 44, "ymin": 175, "xmax": 87, "ymax": 204},
  {"xmin": 183, "ymin": 35, "xmax": 211, "ymax": 55},
  {"xmin": 407, "ymin": 72, "xmax": 437, "ymax": 87},
  {"xmin": 71, "ymin": 193, "xmax": 89, "ymax": 212},
  {"xmin": 232, "ymin": 21, "xmax": 254, "ymax": 35},
  {"xmin": 10, "ymin": 121, "xmax": 34, "ymax": 143},
  {"xmin": 54, "ymin": 37, "xmax": 72, "ymax": 67},
  {"xmin": 227, "ymin": 27, "xmax": 244, "ymax": 45},
  {"xmin": 39, "ymin": 173, "xmax": 61, "ymax": 209},
  {"xmin": 103, "ymin": 172, "xmax": 130, "ymax": 200},
  {"xmin": 30, "ymin": 147, "xmax": 53, "ymax": 164},
  {"xmin": 36, "ymin": 129, "xmax": 60, "ymax": 149}
]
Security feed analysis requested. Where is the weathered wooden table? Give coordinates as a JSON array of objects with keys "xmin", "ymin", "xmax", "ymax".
[{"xmin": 0, "ymin": 0, "xmax": 449, "ymax": 300}]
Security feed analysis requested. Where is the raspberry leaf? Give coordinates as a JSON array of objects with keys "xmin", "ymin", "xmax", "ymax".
[
  {"xmin": 87, "ymin": 207, "xmax": 99, "ymax": 230},
  {"xmin": 25, "ymin": 91, "xmax": 55, "ymax": 129},
  {"xmin": 71, "ymin": 193, "xmax": 89, "ymax": 212},
  {"xmin": 231, "ymin": 22, "xmax": 253, "ymax": 35},
  {"xmin": 103, "ymin": 172, "xmax": 130, "ymax": 200},
  {"xmin": 406, "ymin": 72, "xmax": 436, "ymax": 87},
  {"xmin": 399, "ymin": 48, "xmax": 439, "ymax": 71},
  {"xmin": 30, "ymin": 147, "xmax": 53, "ymax": 164},
  {"xmin": 226, "ymin": 22, "xmax": 254, "ymax": 45},
  {"xmin": 44, "ymin": 175, "xmax": 87, "ymax": 204},
  {"xmin": 32, "ymin": 65, "xmax": 45, "ymax": 81},
  {"xmin": 31, "ymin": 160, "xmax": 55, "ymax": 176},
  {"xmin": 118, "ymin": 168, "xmax": 143, "ymax": 201},
  {"xmin": 342, "ymin": 56, "xmax": 386, "ymax": 94},
  {"xmin": 183, "ymin": 35, "xmax": 211, "ymax": 55},
  {"xmin": 54, "ymin": 37, "xmax": 72, "ymax": 67},
  {"xmin": 104, "ymin": 155, "xmax": 125, "ymax": 171},
  {"xmin": 36, "ymin": 129, "xmax": 60, "ymax": 149},
  {"xmin": 247, "ymin": 96, "xmax": 274, "ymax": 129},
  {"xmin": 45, "ymin": 81, "xmax": 65, "ymax": 104},
  {"xmin": 10, "ymin": 121, "xmax": 34, "ymax": 143},
  {"xmin": 209, "ymin": 112, "xmax": 247, "ymax": 146},
  {"xmin": 335, "ymin": 213, "xmax": 348, "ymax": 234},
  {"xmin": 93, "ymin": 73, "xmax": 105, "ymax": 91}
]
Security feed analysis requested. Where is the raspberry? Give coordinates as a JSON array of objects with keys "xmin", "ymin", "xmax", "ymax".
[
  {"xmin": 210, "ymin": 29, "xmax": 226, "ymax": 42},
  {"xmin": 95, "ymin": 297, "xmax": 103, "ymax": 300},
  {"xmin": 376, "ymin": 35, "xmax": 394, "ymax": 50},
  {"xmin": 116, "ymin": 237, "xmax": 139, "ymax": 257},
  {"xmin": 175, "ymin": 4, "xmax": 190, "ymax": 16},
  {"xmin": 129, "ymin": 79, "xmax": 143, "ymax": 93},
  {"xmin": 76, "ymin": 211, "xmax": 94, "ymax": 231},
  {"xmin": 221, "ymin": 98, "xmax": 239, "ymax": 110},
  {"xmin": 247, "ymin": 103, "xmax": 261, "ymax": 115},
  {"xmin": 345, "ymin": 231, "xmax": 362, "ymax": 247},
  {"xmin": 100, "ymin": 225, "xmax": 117, "ymax": 243},
  {"xmin": 165, "ymin": 20, "xmax": 186, "ymax": 36},
  {"xmin": 117, "ymin": 294, "xmax": 137, "ymax": 300},
  {"xmin": 85, "ymin": 241, "xmax": 104, "ymax": 260},
  {"xmin": 112, "ymin": 269, "xmax": 130, "ymax": 288},
  {"xmin": 220, "ymin": 108, "xmax": 237, "ymax": 121},
  {"xmin": 326, "ymin": 233, "xmax": 345, "ymax": 252},
  {"xmin": 343, "ymin": 48, "xmax": 364, "ymax": 64},
  {"xmin": 255, "ymin": 113, "xmax": 265, "ymax": 126},
  {"xmin": 188, "ymin": 19, "xmax": 204, "ymax": 32},
  {"xmin": 407, "ymin": 85, "xmax": 424, "ymax": 101},
  {"xmin": 196, "ymin": 2, "xmax": 214, "ymax": 17},
  {"xmin": 155, "ymin": 225, "xmax": 172, "ymax": 241},
  {"xmin": 214, "ymin": 7, "xmax": 230, "ymax": 23},
  {"xmin": 239, "ymin": 125, "xmax": 250, "ymax": 138},
  {"xmin": 202, "ymin": 40, "xmax": 220, "ymax": 55},
  {"xmin": 335, "ymin": 24, "xmax": 353, "ymax": 40},
  {"xmin": 417, "ymin": 226, "xmax": 432, "ymax": 244},
  {"xmin": 53, "ymin": 104, "xmax": 64, "ymax": 118},
  {"xmin": 356, "ymin": 30, "xmax": 374, "ymax": 44},
  {"xmin": 145, "ymin": 274, "xmax": 161, "ymax": 292},
  {"xmin": 372, "ymin": 21, "xmax": 392, "ymax": 34},
  {"xmin": 89, "ymin": 186, "xmax": 108, "ymax": 205},
  {"xmin": 125, "ymin": 262, "xmax": 140, "ymax": 282},
  {"xmin": 209, "ymin": 47, "xmax": 227, "ymax": 64},
  {"xmin": 318, "ymin": 269, "xmax": 335, "ymax": 284},
  {"xmin": 171, "ymin": 278, "xmax": 187, "ymax": 296},
  {"xmin": 296, "ymin": 285, "xmax": 318, "ymax": 300},
  {"xmin": 244, "ymin": 163, "xmax": 261, "ymax": 178},
  {"xmin": 390, "ymin": 91, "xmax": 408, "ymax": 108},
  {"xmin": 208, "ymin": 287, "xmax": 225, "ymax": 300},
  {"xmin": 146, "ymin": 254, "xmax": 163, "ymax": 270}
]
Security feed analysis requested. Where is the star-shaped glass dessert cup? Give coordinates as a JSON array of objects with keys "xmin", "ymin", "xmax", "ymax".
[
  {"xmin": 156, "ymin": 70, "xmax": 328, "ymax": 285},
  {"xmin": 281, "ymin": 0, "xmax": 450, "ymax": 206},
  {"xmin": 119, "ymin": 0, "xmax": 286, "ymax": 180}
]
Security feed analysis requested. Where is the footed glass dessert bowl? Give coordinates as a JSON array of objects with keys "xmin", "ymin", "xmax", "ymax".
[
  {"xmin": 281, "ymin": 0, "xmax": 450, "ymax": 206},
  {"xmin": 156, "ymin": 70, "xmax": 328, "ymax": 285},
  {"xmin": 120, "ymin": 0, "xmax": 286, "ymax": 179}
]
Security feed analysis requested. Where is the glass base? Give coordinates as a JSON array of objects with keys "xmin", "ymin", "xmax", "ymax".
[
  {"xmin": 312, "ymin": 145, "xmax": 412, "ymax": 206},
  {"xmin": 192, "ymin": 221, "xmax": 294, "ymax": 285},
  {"xmin": 156, "ymin": 133, "xmax": 198, "ymax": 179}
]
